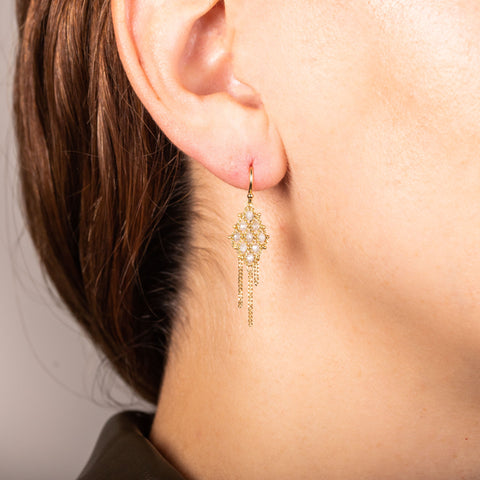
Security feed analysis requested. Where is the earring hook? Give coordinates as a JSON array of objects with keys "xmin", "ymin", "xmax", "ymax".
[{"xmin": 247, "ymin": 166, "xmax": 254, "ymax": 203}]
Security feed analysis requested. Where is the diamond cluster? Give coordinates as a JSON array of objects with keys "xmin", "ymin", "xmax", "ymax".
[{"xmin": 229, "ymin": 206, "xmax": 269, "ymax": 265}]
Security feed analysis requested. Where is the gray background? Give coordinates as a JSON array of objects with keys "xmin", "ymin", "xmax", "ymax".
[{"xmin": 1, "ymin": 3, "xmax": 150, "ymax": 479}]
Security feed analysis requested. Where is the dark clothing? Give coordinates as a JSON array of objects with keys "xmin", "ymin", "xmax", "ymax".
[{"xmin": 76, "ymin": 410, "xmax": 186, "ymax": 480}]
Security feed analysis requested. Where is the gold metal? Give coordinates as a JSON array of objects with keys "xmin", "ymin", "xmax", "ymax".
[
  {"xmin": 247, "ymin": 267, "xmax": 254, "ymax": 326},
  {"xmin": 238, "ymin": 256, "xmax": 244, "ymax": 308},
  {"xmin": 228, "ymin": 165, "xmax": 269, "ymax": 326},
  {"xmin": 247, "ymin": 166, "xmax": 254, "ymax": 203},
  {"xmin": 254, "ymin": 262, "xmax": 259, "ymax": 287}
]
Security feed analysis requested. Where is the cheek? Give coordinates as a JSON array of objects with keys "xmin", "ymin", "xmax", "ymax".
[
  {"xmin": 232, "ymin": 1, "xmax": 480, "ymax": 330},
  {"xmin": 322, "ymin": 2, "xmax": 480, "ymax": 325},
  {"xmin": 231, "ymin": 2, "xmax": 376, "ymax": 140},
  {"xmin": 374, "ymin": 1, "xmax": 480, "ymax": 137}
]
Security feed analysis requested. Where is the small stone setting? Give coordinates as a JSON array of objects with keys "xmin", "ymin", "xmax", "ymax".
[
  {"xmin": 230, "ymin": 206, "xmax": 269, "ymax": 267},
  {"xmin": 229, "ymin": 201, "xmax": 269, "ymax": 326}
]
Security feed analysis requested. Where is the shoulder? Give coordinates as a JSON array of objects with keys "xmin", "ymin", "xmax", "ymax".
[{"xmin": 76, "ymin": 410, "xmax": 185, "ymax": 480}]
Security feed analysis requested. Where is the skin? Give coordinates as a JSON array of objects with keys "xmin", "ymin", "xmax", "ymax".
[{"xmin": 112, "ymin": 1, "xmax": 480, "ymax": 478}]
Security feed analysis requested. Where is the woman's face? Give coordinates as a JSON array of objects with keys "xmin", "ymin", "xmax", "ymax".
[{"xmin": 232, "ymin": 0, "xmax": 480, "ymax": 335}]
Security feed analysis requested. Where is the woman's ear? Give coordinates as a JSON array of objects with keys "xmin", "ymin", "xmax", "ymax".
[{"xmin": 111, "ymin": 0, "xmax": 287, "ymax": 191}]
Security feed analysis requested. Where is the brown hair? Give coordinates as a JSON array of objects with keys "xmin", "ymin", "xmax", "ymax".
[{"xmin": 14, "ymin": 0, "xmax": 192, "ymax": 405}]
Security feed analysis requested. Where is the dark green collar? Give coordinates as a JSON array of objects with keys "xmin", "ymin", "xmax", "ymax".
[{"xmin": 77, "ymin": 410, "xmax": 186, "ymax": 480}]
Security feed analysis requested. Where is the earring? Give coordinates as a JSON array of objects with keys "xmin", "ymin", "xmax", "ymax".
[{"xmin": 229, "ymin": 165, "xmax": 269, "ymax": 326}]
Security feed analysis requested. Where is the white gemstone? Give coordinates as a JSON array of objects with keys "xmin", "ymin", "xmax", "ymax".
[
  {"xmin": 252, "ymin": 221, "xmax": 260, "ymax": 231},
  {"xmin": 233, "ymin": 232, "xmax": 241, "ymax": 242},
  {"xmin": 251, "ymin": 244, "xmax": 260, "ymax": 253},
  {"xmin": 240, "ymin": 243, "xmax": 248, "ymax": 253},
  {"xmin": 245, "ymin": 210, "xmax": 254, "ymax": 221},
  {"xmin": 258, "ymin": 232, "xmax": 266, "ymax": 243},
  {"xmin": 246, "ymin": 253, "xmax": 255, "ymax": 264},
  {"xmin": 246, "ymin": 232, "xmax": 254, "ymax": 243},
  {"xmin": 239, "ymin": 221, "xmax": 247, "ymax": 231}
]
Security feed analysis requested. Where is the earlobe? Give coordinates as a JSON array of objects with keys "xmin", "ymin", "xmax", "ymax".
[{"xmin": 111, "ymin": 0, "xmax": 287, "ymax": 191}]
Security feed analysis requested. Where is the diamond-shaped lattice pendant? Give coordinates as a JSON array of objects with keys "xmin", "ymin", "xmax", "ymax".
[{"xmin": 228, "ymin": 167, "xmax": 269, "ymax": 326}]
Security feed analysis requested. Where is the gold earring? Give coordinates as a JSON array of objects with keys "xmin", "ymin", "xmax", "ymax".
[{"xmin": 229, "ymin": 165, "xmax": 269, "ymax": 326}]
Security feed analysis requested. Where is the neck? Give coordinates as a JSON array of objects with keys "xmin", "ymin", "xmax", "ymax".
[{"xmin": 149, "ymin": 165, "xmax": 480, "ymax": 480}]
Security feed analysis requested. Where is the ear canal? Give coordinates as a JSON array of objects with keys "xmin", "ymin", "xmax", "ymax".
[{"xmin": 178, "ymin": 0, "xmax": 261, "ymax": 108}]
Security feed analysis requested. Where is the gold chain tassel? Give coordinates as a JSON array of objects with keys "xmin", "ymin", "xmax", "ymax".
[
  {"xmin": 254, "ymin": 261, "xmax": 259, "ymax": 287},
  {"xmin": 247, "ymin": 266, "xmax": 254, "ymax": 326},
  {"xmin": 238, "ymin": 256, "xmax": 244, "ymax": 308}
]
